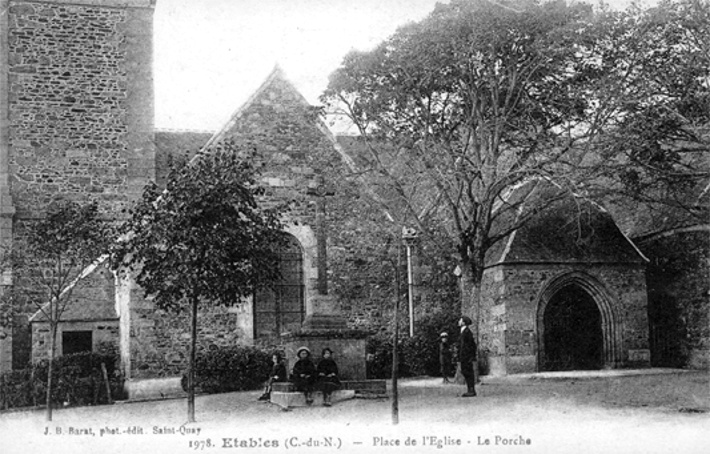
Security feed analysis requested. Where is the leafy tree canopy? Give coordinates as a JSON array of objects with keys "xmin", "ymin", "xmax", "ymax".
[
  {"xmin": 322, "ymin": 0, "xmax": 709, "ymax": 286},
  {"xmin": 4, "ymin": 199, "xmax": 115, "ymax": 421},
  {"xmin": 113, "ymin": 142, "xmax": 285, "ymax": 312},
  {"xmin": 322, "ymin": 0, "xmax": 603, "ymax": 279},
  {"xmin": 12, "ymin": 199, "xmax": 114, "ymax": 310},
  {"xmin": 584, "ymin": 0, "xmax": 710, "ymax": 234}
]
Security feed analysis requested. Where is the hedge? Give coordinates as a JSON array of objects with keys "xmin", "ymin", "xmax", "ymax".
[
  {"xmin": 0, "ymin": 351, "xmax": 125, "ymax": 410},
  {"xmin": 181, "ymin": 345, "xmax": 273, "ymax": 394},
  {"xmin": 367, "ymin": 311, "xmax": 461, "ymax": 379}
]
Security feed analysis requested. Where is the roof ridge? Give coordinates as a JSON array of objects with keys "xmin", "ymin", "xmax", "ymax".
[{"xmin": 201, "ymin": 64, "xmax": 309, "ymax": 151}]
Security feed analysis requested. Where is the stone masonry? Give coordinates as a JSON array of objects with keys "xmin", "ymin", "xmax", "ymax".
[
  {"xmin": 0, "ymin": 0, "xmax": 156, "ymax": 371},
  {"xmin": 121, "ymin": 67, "xmax": 356, "ymax": 379},
  {"xmin": 29, "ymin": 261, "xmax": 118, "ymax": 363},
  {"xmin": 469, "ymin": 185, "xmax": 650, "ymax": 375},
  {"xmin": 478, "ymin": 264, "xmax": 649, "ymax": 375},
  {"xmin": 6, "ymin": 0, "xmax": 155, "ymax": 218},
  {"xmin": 3, "ymin": 1, "xmax": 686, "ymax": 383}
]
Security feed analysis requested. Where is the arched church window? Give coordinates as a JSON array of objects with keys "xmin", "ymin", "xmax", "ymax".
[{"xmin": 253, "ymin": 234, "xmax": 304, "ymax": 339}]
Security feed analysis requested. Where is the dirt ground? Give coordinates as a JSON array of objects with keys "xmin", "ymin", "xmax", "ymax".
[{"xmin": 1, "ymin": 369, "xmax": 708, "ymax": 454}]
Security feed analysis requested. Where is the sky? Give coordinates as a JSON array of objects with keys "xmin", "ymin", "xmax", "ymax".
[
  {"xmin": 154, "ymin": 0, "xmax": 448, "ymax": 131},
  {"xmin": 153, "ymin": 0, "xmax": 647, "ymax": 132}
]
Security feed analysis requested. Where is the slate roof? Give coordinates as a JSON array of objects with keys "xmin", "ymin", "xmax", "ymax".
[{"xmin": 485, "ymin": 179, "xmax": 647, "ymax": 266}]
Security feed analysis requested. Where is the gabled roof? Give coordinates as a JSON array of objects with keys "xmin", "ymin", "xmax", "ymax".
[
  {"xmin": 202, "ymin": 65, "xmax": 310, "ymax": 151},
  {"xmin": 196, "ymin": 65, "xmax": 391, "ymax": 220},
  {"xmin": 485, "ymin": 179, "xmax": 648, "ymax": 267}
]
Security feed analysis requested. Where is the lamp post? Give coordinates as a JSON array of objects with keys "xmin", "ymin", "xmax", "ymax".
[
  {"xmin": 401, "ymin": 227, "xmax": 418, "ymax": 337},
  {"xmin": 391, "ymin": 244, "xmax": 402, "ymax": 425}
]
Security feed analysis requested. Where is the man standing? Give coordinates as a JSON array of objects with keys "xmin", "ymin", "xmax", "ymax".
[{"xmin": 458, "ymin": 316, "xmax": 477, "ymax": 397}]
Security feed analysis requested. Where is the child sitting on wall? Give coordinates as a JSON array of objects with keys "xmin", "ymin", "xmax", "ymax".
[
  {"xmin": 291, "ymin": 346, "xmax": 316, "ymax": 405},
  {"xmin": 317, "ymin": 347, "xmax": 341, "ymax": 407},
  {"xmin": 258, "ymin": 352, "xmax": 288, "ymax": 401}
]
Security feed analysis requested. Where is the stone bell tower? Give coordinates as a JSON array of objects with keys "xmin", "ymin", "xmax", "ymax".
[{"xmin": 0, "ymin": 0, "xmax": 157, "ymax": 371}]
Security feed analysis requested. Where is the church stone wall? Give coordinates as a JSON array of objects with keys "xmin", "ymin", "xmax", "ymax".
[
  {"xmin": 31, "ymin": 320, "xmax": 118, "ymax": 362},
  {"xmin": 124, "ymin": 72, "xmax": 343, "ymax": 379},
  {"xmin": 6, "ymin": 0, "xmax": 155, "ymax": 218},
  {"xmin": 126, "ymin": 286, "xmax": 251, "ymax": 379},
  {"xmin": 478, "ymin": 263, "xmax": 649, "ymax": 375},
  {"xmin": 640, "ymin": 231, "xmax": 710, "ymax": 370}
]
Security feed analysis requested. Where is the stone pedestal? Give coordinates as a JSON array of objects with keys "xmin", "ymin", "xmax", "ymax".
[{"xmin": 282, "ymin": 313, "xmax": 368, "ymax": 380}]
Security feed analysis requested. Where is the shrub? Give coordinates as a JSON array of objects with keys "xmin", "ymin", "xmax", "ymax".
[
  {"xmin": 0, "ymin": 351, "xmax": 124, "ymax": 410},
  {"xmin": 33, "ymin": 351, "xmax": 125, "ymax": 406},
  {"xmin": 366, "ymin": 332, "xmax": 417, "ymax": 379},
  {"xmin": 366, "ymin": 311, "xmax": 460, "ymax": 378},
  {"xmin": 401, "ymin": 311, "xmax": 461, "ymax": 377},
  {"xmin": 0, "ymin": 369, "xmax": 35, "ymax": 409},
  {"xmin": 181, "ymin": 345, "xmax": 272, "ymax": 394}
]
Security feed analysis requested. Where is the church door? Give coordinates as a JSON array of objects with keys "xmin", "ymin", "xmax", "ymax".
[
  {"xmin": 542, "ymin": 285, "xmax": 603, "ymax": 371},
  {"xmin": 253, "ymin": 234, "xmax": 304, "ymax": 339}
]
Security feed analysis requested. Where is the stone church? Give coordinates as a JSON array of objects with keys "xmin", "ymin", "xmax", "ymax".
[{"xmin": 5, "ymin": 0, "xmax": 705, "ymax": 394}]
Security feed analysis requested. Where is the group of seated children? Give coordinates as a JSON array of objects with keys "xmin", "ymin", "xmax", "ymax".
[{"xmin": 258, "ymin": 346, "xmax": 341, "ymax": 406}]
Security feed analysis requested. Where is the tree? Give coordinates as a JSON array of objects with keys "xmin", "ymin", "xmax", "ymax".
[
  {"xmin": 5, "ymin": 200, "xmax": 114, "ymax": 421},
  {"xmin": 321, "ymin": 0, "xmax": 709, "ymax": 333},
  {"xmin": 113, "ymin": 142, "xmax": 284, "ymax": 422},
  {"xmin": 322, "ymin": 0, "xmax": 604, "ymax": 324},
  {"xmin": 582, "ymin": 0, "xmax": 710, "ymax": 237}
]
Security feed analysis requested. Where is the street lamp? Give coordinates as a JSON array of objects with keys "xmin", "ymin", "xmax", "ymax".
[{"xmin": 402, "ymin": 227, "xmax": 418, "ymax": 338}]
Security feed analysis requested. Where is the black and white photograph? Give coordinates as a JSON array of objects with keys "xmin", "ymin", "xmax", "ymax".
[{"xmin": 0, "ymin": 1, "xmax": 708, "ymax": 453}]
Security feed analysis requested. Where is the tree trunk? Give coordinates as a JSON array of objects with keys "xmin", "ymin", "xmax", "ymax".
[
  {"xmin": 460, "ymin": 255, "xmax": 484, "ymax": 379},
  {"xmin": 46, "ymin": 322, "xmax": 58, "ymax": 421},
  {"xmin": 187, "ymin": 297, "xmax": 198, "ymax": 423}
]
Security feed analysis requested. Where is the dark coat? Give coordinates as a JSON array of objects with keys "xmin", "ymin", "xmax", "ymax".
[
  {"xmin": 291, "ymin": 358, "xmax": 316, "ymax": 391},
  {"xmin": 439, "ymin": 340, "xmax": 452, "ymax": 373},
  {"xmin": 270, "ymin": 361, "xmax": 288, "ymax": 382},
  {"xmin": 459, "ymin": 326, "xmax": 477, "ymax": 364},
  {"xmin": 317, "ymin": 358, "xmax": 341, "ymax": 394}
]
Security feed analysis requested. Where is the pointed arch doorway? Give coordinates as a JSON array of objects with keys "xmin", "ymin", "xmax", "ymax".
[
  {"xmin": 537, "ymin": 272, "xmax": 621, "ymax": 372},
  {"xmin": 541, "ymin": 285, "xmax": 603, "ymax": 371}
]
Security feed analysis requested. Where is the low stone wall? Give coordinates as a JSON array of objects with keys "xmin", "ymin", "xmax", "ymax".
[{"xmin": 124, "ymin": 377, "xmax": 185, "ymax": 401}]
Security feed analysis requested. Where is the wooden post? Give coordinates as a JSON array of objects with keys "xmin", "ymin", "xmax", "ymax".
[
  {"xmin": 30, "ymin": 367, "xmax": 36, "ymax": 407},
  {"xmin": 1, "ymin": 373, "xmax": 6, "ymax": 410},
  {"xmin": 101, "ymin": 362, "xmax": 113, "ymax": 404},
  {"xmin": 187, "ymin": 296, "xmax": 198, "ymax": 422}
]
